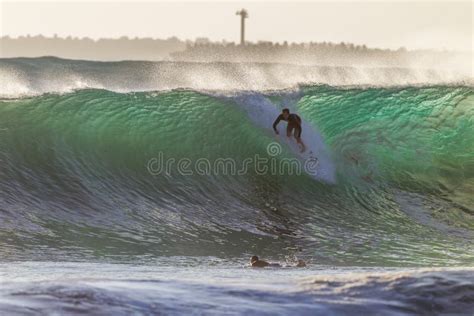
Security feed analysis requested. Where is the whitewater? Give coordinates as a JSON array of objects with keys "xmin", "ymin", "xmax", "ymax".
[{"xmin": 0, "ymin": 57, "xmax": 473, "ymax": 315}]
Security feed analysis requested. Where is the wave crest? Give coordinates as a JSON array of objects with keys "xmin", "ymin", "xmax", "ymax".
[{"xmin": 0, "ymin": 57, "xmax": 472, "ymax": 98}]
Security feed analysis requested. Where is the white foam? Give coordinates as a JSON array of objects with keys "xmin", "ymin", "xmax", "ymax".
[
  {"xmin": 230, "ymin": 92, "xmax": 336, "ymax": 184},
  {"xmin": 0, "ymin": 58, "xmax": 472, "ymax": 98}
]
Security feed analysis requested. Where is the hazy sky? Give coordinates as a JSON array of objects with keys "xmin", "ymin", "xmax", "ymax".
[{"xmin": 1, "ymin": 0, "xmax": 472, "ymax": 51}]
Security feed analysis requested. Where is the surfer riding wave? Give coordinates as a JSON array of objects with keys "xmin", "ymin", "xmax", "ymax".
[{"xmin": 273, "ymin": 108, "xmax": 306, "ymax": 152}]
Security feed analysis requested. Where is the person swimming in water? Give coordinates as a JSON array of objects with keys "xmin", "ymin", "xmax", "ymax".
[
  {"xmin": 250, "ymin": 256, "xmax": 281, "ymax": 268},
  {"xmin": 250, "ymin": 256, "xmax": 307, "ymax": 268},
  {"xmin": 273, "ymin": 108, "xmax": 306, "ymax": 152}
]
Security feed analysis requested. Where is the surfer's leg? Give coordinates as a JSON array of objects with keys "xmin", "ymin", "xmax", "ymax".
[
  {"xmin": 294, "ymin": 127, "xmax": 306, "ymax": 152},
  {"xmin": 286, "ymin": 125, "xmax": 294, "ymax": 137},
  {"xmin": 296, "ymin": 138, "xmax": 306, "ymax": 152},
  {"xmin": 295, "ymin": 126, "xmax": 302, "ymax": 139}
]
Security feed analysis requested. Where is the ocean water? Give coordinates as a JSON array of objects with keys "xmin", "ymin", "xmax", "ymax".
[
  {"xmin": 0, "ymin": 57, "xmax": 473, "ymax": 315},
  {"xmin": 1, "ymin": 262, "xmax": 473, "ymax": 315}
]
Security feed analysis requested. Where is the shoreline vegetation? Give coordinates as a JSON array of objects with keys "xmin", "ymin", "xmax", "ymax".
[{"xmin": 1, "ymin": 35, "xmax": 470, "ymax": 69}]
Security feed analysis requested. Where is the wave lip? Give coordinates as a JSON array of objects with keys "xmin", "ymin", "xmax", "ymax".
[{"xmin": 1, "ymin": 57, "xmax": 472, "ymax": 98}]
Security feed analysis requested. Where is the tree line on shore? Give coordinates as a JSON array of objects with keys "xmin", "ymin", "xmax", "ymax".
[{"xmin": 1, "ymin": 35, "xmax": 466, "ymax": 68}]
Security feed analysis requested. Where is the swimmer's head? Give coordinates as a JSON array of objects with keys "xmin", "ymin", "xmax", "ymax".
[{"xmin": 250, "ymin": 256, "xmax": 259, "ymax": 263}]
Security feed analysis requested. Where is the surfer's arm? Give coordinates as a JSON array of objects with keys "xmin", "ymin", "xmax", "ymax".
[{"xmin": 273, "ymin": 115, "xmax": 283, "ymax": 134}]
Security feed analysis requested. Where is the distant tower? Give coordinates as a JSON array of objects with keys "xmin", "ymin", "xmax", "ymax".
[{"xmin": 235, "ymin": 9, "xmax": 248, "ymax": 45}]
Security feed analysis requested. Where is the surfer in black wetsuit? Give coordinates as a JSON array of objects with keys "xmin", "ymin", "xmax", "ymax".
[
  {"xmin": 250, "ymin": 256, "xmax": 281, "ymax": 268},
  {"xmin": 249, "ymin": 256, "xmax": 307, "ymax": 268},
  {"xmin": 273, "ymin": 108, "xmax": 306, "ymax": 152}
]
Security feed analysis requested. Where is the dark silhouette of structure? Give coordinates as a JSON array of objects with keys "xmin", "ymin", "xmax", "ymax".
[
  {"xmin": 0, "ymin": 35, "xmax": 469, "ymax": 70},
  {"xmin": 236, "ymin": 9, "xmax": 248, "ymax": 45},
  {"xmin": 171, "ymin": 39, "xmax": 468, "ymax": 70}
]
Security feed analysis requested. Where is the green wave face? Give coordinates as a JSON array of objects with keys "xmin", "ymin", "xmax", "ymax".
[
  {"xmin": 0, "ymin": 86, "xmax": 473, "ymax": 265},
  {"xmin": 299, "ymin": 86, "xmax": 474, "ymax": 194}
]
